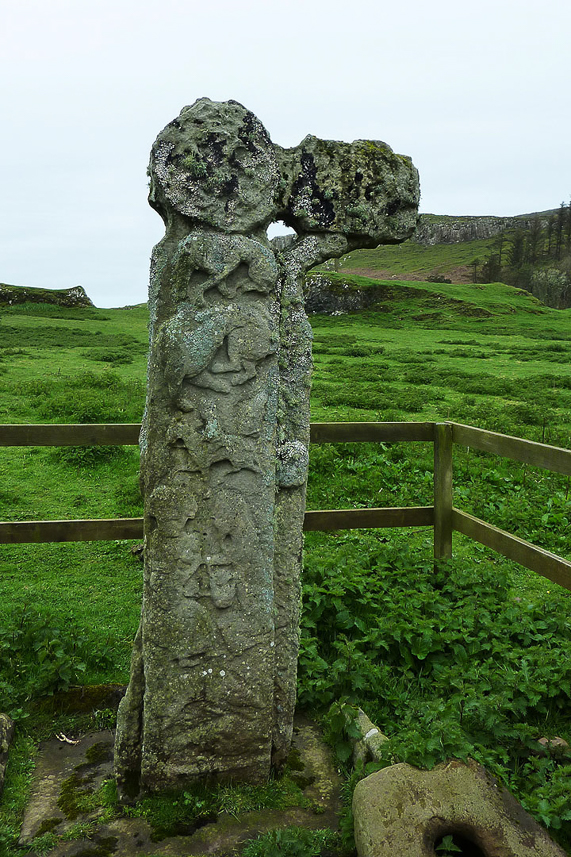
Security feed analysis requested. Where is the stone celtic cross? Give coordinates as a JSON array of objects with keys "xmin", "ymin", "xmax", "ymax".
[{"xmin": 114, "ymin": 98, "xmax": 419, "ymax": 799}]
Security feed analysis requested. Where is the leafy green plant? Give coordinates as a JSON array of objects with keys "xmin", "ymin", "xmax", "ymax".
[
  {"xmin": 122, "ymin": 775, "xmax": 308, "ymax": 841},
  {"xmin": 435, "ymin": 834, "xmax": 463, "ymax": 854},
  {"xmin": 124, "ymin": 789, "xmax": 216, "ymax": 840},
  {"xmin": 92, "ymin": 709, "xmax": 117, "ymax": 730},
  {"xmin": 0, "ymin": 605, "xmax": 113, "ymax": 715},
  {"xmin": 515, "ymin": 756, "xmax": 571, "ymax": 833},
  {"xmin": 241, "ymin": 827, "xmax": 338, "ymax": 857},
  {"xmin": 299, "ymin": 537, "xmax": 571, "ymax": 849}
]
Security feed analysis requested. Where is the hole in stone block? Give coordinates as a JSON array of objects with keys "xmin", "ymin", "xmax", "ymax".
[
  {"xmin": 433, "ymin": 831, "xmax": 487, "ymax": 857},
  {"xmin": 267, "ymin": 221, "xmax": 296, "ymax": 245}
]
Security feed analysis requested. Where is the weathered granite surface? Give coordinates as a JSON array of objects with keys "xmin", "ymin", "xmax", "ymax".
[
  {"xmin": 114, "ymin": 98, "xmax": 419, "ymax": 798},
  {"xmin": 353, "ymin": 759, "xmax": 567, "ymax": 857}
]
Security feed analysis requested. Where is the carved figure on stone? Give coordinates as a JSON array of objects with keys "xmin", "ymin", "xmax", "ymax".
[{"xmin": 114, "ymin": 97, "xmax": 419, "ymax": 799}]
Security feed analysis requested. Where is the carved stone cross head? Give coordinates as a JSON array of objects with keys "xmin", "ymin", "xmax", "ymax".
[{"xmin": 148, "ymin": 97, "xmax": 419, "ymax": 257}]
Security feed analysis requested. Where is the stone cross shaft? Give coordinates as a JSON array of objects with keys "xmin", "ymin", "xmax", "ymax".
[{"xmin": 114, "ymin": 98, "xmax": 419, "ymax": 799}]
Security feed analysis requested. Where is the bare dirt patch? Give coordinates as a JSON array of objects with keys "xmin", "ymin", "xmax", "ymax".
[{"xmin": 343, "ymin": 265, "xmax": 473, "ymax": 284}]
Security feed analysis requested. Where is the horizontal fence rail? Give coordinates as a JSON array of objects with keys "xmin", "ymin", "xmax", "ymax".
[
  {"xmin": 2, "ymin": 510, "xmax": 436, "ymax": 543},
  {"xmin": 2, "ymin": 421, "xmax": 571, "ymax": 592},
  {"xmin": 0, "ymin": 423, "xmax": 141, "ymax": 447},
  {"xmin": 309, "ymin": 421, "xmax": 434, "ymax": 444},
  {"xmin": 304, "ymin": 507, "xmax": 434, "ymax": 531},
  {"xmin": 452, "ymin": 509, "xmax": 571, "ymax": 592},
  {"xmin": 451, "ymin": 423, "xmax": 571, "ymax": 477},
  {"xmin": 2, "ymin": 518, "xmax": 144, "ymax": 544}
]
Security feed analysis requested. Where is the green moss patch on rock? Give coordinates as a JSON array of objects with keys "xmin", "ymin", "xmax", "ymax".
[
  {"xmin": 69, "ymin": 835, "xmax": 118, "ymax": 857},
  {"xmin": 85, "ymin": 742, "xmax": 114, "ymax": 766},
  {"xmin": 35, "ymin": 815, "xmax": 64, "ymax": 835},
  {"xmin": 58, "ymin": 770, "xmax": 101, "ymax": 820}
]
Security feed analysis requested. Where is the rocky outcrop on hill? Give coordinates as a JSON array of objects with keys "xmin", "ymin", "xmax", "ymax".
[
  {"xmin": 275, "ymin": 210, "xmax": 555, "ymax": 251},
  {"xmin": 305, "ymin": 273, "xmax": 396, "ymax": 314},
  {"xmin": 0, "ymin": 283, "xmax": 94, "ymax": 308},
  {"xmin": 305, "ymin": 273, "xmax": 443, "ymax": 315},
  {"xmin": 413, "ymin": 211, "xmax": 553, "ymax": 246}
]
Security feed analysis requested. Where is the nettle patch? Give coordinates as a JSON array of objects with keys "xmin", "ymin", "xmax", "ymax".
[
  {"xmin": 0, "ymin": 605, "xmax": 114, "ymax": 718},
  {"xmin": 299, "ymin": 535, "xmax": 571, "ymax": 851}
]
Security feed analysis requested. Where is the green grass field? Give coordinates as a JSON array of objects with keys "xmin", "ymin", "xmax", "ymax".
[
  {"xmin": 1, "ymin": 274, "xmax": 571, "ymax": 854},
  {"xmin": 318, "ymin": 226, "xmax": 500, "ymax": 282},
  {"xmin": 335, "ymin": 237, "xmax": 497, "ymax": 280}
]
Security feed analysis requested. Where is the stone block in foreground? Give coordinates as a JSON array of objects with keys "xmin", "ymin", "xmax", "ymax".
[{"xmin": 353, "ymin": 759, "xmax": 566, "ymax": 856}]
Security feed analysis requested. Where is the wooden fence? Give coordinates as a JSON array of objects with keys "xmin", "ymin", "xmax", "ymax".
[{"xmin": 1, "ymin": 421, "xmax": 571, "ymax": 592}]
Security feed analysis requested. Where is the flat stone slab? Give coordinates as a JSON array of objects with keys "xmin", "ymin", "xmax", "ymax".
[
  {"xmin": 19, "ymin": 730, "xmax": 114, "ymax": 846},
  {"xmin": 353, "ymin": 758, "xmax": 567, "ymax": 857},
  {"xmin": 18, "ymin": 715, "xmax": 340, "ymax": 856}
]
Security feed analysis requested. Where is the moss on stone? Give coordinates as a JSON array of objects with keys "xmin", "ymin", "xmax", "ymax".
[
  {"xmin": 58, "ymin": 771, "xmax": 99, "ymax": 820},
  {"xmin": 85, "ymin": 741, "xmax": 113, "ymax": 766},
  {"xmin": 126, "ymin": 790, "xmax": 218, "ymax": 841},
  {"xmin": 285, "ymin": 746, "xmax": 304, "ymax": 772},
  {"xmin": 35, "ymin": 816, "xmax": 63, "ymax": 835},
  {"xmin": 71, "ymin": 836, "xmax": 118, "ymax": 857}
]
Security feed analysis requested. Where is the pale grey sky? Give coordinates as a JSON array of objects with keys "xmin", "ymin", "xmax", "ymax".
[{"xmin": 1, "ymin": 0, "xmax": 569, "ymax": 307}]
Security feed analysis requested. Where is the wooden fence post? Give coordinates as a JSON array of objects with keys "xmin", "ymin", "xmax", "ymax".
[{"xmin": 434, "ymin": 422, "xmax": 453, "ymax": 563}]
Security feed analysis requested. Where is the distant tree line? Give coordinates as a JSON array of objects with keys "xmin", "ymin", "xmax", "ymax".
[{"xmin": 470, "ymin": 202, "xmax": 571, "ymax": 304}]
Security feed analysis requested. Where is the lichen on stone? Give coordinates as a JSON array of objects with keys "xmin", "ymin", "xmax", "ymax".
[{"xmin": 115, "ymin": 97, "xmax": 419, "ymax": 800}]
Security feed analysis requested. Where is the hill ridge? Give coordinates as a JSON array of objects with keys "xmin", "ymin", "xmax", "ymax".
[
  {"xmin": 414, "ymin": 210, "xmax": 555, "ymax": 246},
  {"xmin": 0, "ymin": 282, "xmax": 94, "ymax": 308}
]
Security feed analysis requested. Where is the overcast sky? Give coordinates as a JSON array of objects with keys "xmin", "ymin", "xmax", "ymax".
[{"xmin": 1, "ymin": 0, "xmax": 569, "ymax": 308}]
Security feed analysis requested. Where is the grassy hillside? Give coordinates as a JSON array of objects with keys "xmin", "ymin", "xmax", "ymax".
[
  {"xmin": 308, "ymin": 270, "xmax": 553, "ymax": 328},
  {"xmin": 327, "ymin": 236, "xmax": 496, "ymax": 282},
  {"xmin": 331, "ymin": 208, "xmax": 571, "ymax": 303},
  {"xmin": 0, "ymin": 283, "xmax": 94, "ymax": 308},
  {"xmin": 2, "ymin": 284, "xmax": 571, "ymax": 657},
  {"xmin": 1, "ymin": 284, "xmax": 571, "ymax": 853}
]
